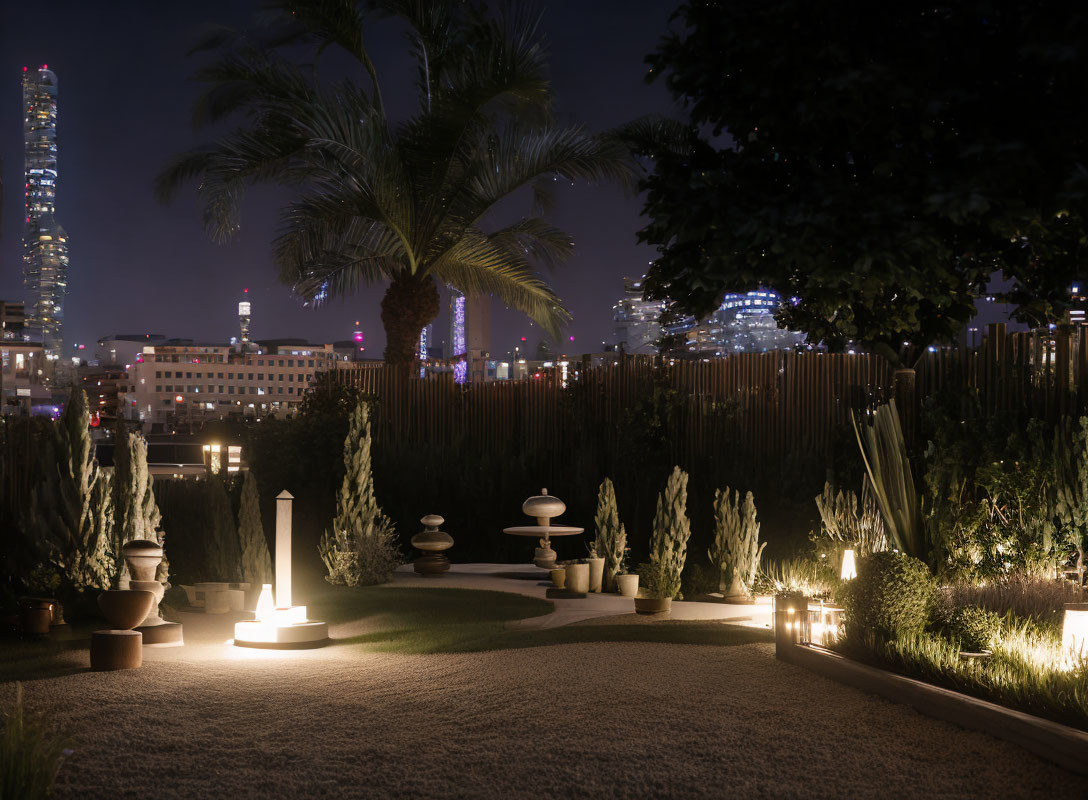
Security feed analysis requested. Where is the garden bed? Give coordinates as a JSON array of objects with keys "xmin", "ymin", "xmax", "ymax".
[{"xmin": 776, "ymin": 638, "xmax": 1088, "ymax": 776}]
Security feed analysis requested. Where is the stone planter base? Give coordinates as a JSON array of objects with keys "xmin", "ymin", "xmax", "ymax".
[
  {"xmin": 91, "ymin": 630, "xmax": 143, "ymax": 671},
  {"xmin": 414, "ymin": 553, "xmax": 451, "ymax": 575},
  {"xmin": 136, "ymin": 621, "xmax": 184, "ymax": 647},
  {"xmin": 634, "ymin": 596, "xmax": 672, "ymax": 615}
]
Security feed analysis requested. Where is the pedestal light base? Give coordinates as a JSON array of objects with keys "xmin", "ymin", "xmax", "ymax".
[
  {"xmin": 233, "ymin": 606, "xmax": 329, "ymax": 649},
  {"xmin": 91, "ymin": 630, "xmax": 143, "ymax": 671}
]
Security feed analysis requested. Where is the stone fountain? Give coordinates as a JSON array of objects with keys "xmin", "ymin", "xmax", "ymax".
[
  {"xmin": 503, "ymin": 489, "xmax": 583, "ymax": 569},
  {"xmin": 121, "ymin": 539, "xmax": 184, "ymax": 646}
]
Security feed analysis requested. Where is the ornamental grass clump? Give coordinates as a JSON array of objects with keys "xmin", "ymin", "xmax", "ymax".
[
  {"xmin": 0, "ymin": 684, "xmax": 69, "ymax": 800},
  {"xmin": 319, "ymin": 400, "xmax": 400, "ymax": 586},
  {"xmin": 841, "ymin": 551, "xmax": 935, "ymax": 640},
  {"xmin": 755, "ymin": 557, "xmax": 839, "ymax": 600},
  {"xmin": 708, "ymin": 487, "xmax": 765, "ymax": 597},
  {"xmin": 641, "ymin": 467, "xmax": 691, "ymax": 600},
  {"xmin": 593, "ymin": 478, "xmax": 626, "ymax": 592}
]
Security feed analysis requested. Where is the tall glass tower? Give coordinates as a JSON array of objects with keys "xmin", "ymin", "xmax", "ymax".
[{"xmin": 22, "ymin": 65, "xmax": 69, "ymax": 361}]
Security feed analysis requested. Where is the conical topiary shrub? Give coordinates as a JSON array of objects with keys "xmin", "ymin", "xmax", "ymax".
[
  {"xmin": 641, "ymin": 466, "xmax": 691, "ymax": 600},
  {"xmin": 237, "ymin": 469, "xmax": 273, "ymax": 586},
  {"xmin": 318, "ymin": 399, "xmax": 400, "ymax": 586}
]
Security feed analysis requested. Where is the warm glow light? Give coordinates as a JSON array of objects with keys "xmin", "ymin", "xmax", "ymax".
[
  {"xmin": 256, "ymin": 584, "xmax": 274, "ymax": 618},
  {"xmin": 841, "ymin": 549, "xmax": 857, "ymax": 580},
  {"xmin": 1062, "ymin": 604, "xmax": 1088, "ymax": 664}
]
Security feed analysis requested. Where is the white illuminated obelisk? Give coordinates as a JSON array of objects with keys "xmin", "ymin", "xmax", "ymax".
[
  {"xmin": 233, "ymin": 488, "xmax": 328, "ymax": 649},
  {"xmin": 276, "ymin": 490, "xmax": 293, "ymax": 609}
]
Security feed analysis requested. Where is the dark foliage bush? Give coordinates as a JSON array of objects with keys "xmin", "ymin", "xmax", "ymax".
[{"xmin": 842, "ymin": 551, "xmax": 935, "ymax": 640}]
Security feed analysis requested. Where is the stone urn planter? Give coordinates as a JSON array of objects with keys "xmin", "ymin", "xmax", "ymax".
[
  {"xmin": 17, "ymin": 597, "xmax": 54, "ymax": 635},
  {"xmin": 634, "ymin": 594, "xmax": 672, "ymax": 615},
  {"xmin": 587, "ymin": 556, "xmax": 605, "ymax": 593},
  {"xmin": 616, "ymin": 574, "xmax": 639, "ymax": 598},
  {"xmin": 549, "ymin": 568, "xmax": 566, "ymax": 589},
  {"xmin": 98, "ymin": 590, "xmax": 155, "ymax": 630},
  {"xmin": 566, "ymin": 563, "xmax": 590, "ymax": 594}
]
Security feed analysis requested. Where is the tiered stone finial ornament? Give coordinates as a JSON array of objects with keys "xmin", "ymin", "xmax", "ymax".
[
  {"xmin": 411, "ymin": 515, "xmax": 453, "ymax": 575},
  {"xmin": 122, "ymin": 538, "xmax": 184, "ymax": 646},
  {"xmin": 503, "ymin": 489, "xmax": 584, "ymax": 569}
]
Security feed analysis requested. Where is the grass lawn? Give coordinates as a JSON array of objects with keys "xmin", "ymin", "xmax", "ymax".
[{"xmin": 1, "ymin": 585, "xmax": 771, "ymax": 680}]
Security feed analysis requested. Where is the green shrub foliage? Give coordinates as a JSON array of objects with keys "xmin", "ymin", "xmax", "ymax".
[
  {"xmin": 708, "ymin": 487, "xmax": 764, "ymax": 596},
  {"xmin": 0, "ymin": 683, "xmax": 68, "ymax": 800},
  {"xmin": 843, "ymin": 551, "xmax": 935, "ymax": 640},
  {"xmin": 642, "ymin": 466, "xmax": 691, "ymax": 599},
  {"xmin": 319, "ymin": 400, "xmax": 400, "ymax": 586},
  {"xmin": 943, "ymin": 605, "xmax": 1002, "ymax": 653},
  {"xmin": 21, "ymin": 388, "xmax": 113, "ymax": 599},
  {"xmin": 237, "ymin": 470, "xmax": 273, "ymax": 586},
  {"xmin": 593, "ymin": 477, "xmax": 627, "ymax": 592}
]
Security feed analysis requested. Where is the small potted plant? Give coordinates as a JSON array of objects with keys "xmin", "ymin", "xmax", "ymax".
[
  {"xmin": 615, "ymin": 548, "xmax": 639, "ymax": 597},
  {"xmin": 586, "ymin": 543, "xmax": 606, "ymax": 593}
]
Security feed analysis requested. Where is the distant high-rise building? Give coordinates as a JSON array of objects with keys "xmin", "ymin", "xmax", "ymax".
[
  {"xmin": 613, "ymin": 277, "xmax": 665, "ymax": 353},
  {"xmin": 238, "ymin": 288, "xmax": 252, "ymax": 352},
  {"xmin": 22, "ymin": 65, "xmax": 69, "ymax": 362}
]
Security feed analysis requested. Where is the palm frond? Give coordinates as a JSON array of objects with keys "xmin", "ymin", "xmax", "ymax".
[{"xmin": 487, "ymin": 218, "xmax": 574, "ymax": 270}]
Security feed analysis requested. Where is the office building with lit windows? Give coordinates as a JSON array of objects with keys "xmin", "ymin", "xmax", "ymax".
[
  {"xmin": 22, "ymin": 66, "xmax": 69, "ymax": 363},
  {"xmin": 122, "ymin": 341, "xmax": 347, "ymax": 429}
]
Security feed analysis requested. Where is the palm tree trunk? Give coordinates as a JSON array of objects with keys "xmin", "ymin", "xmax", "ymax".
[{"xmin": 381, "ymin": 273, "xmax": 441, "ymax": 373}]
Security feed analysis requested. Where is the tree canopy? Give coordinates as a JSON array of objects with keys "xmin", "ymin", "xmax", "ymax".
[{"xmin": 640, "ymin": 1, "xmax": 1088, "ymax": 366}]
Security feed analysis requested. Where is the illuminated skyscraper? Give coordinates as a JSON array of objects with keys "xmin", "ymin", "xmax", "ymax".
[
  {"xmin": 238, "ymin": 288, "xmax": 252, "ymax": 352},
  {"xmin": 22, "ymin": 65, "xmax": 69, "ymax": 361}
]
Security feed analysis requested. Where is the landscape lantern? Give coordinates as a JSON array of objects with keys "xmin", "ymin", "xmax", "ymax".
[{"xmin": 1061, "ymin": 603, "xmax": 1088, "ymax": 664}]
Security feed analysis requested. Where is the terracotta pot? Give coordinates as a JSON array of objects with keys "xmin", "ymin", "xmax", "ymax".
[
  {"xmin": 549, "ymin": 568, "xmax": 566, "ymax": 589},
  {"xmin": 587, "ymin": 557, "xmax": 605, "ymax": 592},
  {"xmin": 634, "ymin": 596, "xmax": 672, "ymax": 615},
  {"xmin": 98, "ymin": 590, "xmax": 155, "ymax": 630},
  {"xmin": 616, "ymin": 574, "xmax": 639, "ymax": 598}
]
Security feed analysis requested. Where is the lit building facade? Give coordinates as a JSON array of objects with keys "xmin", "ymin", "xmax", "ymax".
[
  {"xmin": 703, "ymin": 290, "xmax": 806, "ymax": 354},
  {"xmin": 613, "ymin": 277, "xmax": 665, "ymax": 353},
  {"xmin": 22, "ymin": 66, "xmax": 69, "ymax": 362},
  {"xmin": 122, "ymin": 341, "xmax": 346, "ymax": 429}
]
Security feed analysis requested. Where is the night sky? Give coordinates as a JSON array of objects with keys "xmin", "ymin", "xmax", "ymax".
[{"xmin": 0, "ymin": 1, "xmax": 677, "ymax": 360}]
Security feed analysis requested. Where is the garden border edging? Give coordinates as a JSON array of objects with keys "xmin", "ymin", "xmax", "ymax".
[{"xmin": 777, "ymin": 641, "xmax": 1088, "ymax": 775}]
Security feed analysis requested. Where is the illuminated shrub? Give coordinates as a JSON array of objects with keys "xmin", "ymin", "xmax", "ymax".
[{"xmin": 842, "ymin": 551, "xmax": 935, "ymax": 640}]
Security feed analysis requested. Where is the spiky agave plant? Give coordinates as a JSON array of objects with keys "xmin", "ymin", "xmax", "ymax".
[
  {"xmin": 853, "ymin": 401, "xmax": 926, "ymax": 562},
  {"xmin": 157, "ymin": 0, "xmax": 652, "ymax": 370}
]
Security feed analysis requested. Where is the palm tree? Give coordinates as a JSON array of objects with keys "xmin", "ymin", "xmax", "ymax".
[{"xmin": 157, "ymin": 0, "xmax": 639, "ymax": 369}]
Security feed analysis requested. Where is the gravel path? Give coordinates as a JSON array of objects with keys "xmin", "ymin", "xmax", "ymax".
[{"xmin": 11, "ymin": 640, "xmax": 1085, "ymax": 799}]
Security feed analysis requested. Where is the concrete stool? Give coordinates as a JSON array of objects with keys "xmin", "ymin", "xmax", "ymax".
[{"xmin": 91, "ymin": 630, "xmax": 143, "ymax": 671}]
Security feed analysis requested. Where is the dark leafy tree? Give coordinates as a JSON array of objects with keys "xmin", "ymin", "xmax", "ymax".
[
  {"xmin": 640, "ymin": 1, "xmax": 1088, "ymax": 367},
  {"xmin": 158, "ymin": 0, "xmax": 639, "ymax": 369}
]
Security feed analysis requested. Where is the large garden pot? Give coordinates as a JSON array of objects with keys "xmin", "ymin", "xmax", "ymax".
[
  {"xmin": 566, "ymin": 563, "xmax": 590, "ymax": 594},
  {"xmin": 549, "ymin": 568, "xmax": 566, "ymax": 589},
  {"xmin": 18, "ymin": 598, "xmax": 54, "ymax": 635},
  {"xmin": 587, "ymin": 557, "xmax": 605, "ymax": 593},
  {"xmin": 98, "ymin": 590, "xmax": 155, "ymax": 630},
  {"xmin": 634, "ymin": 595, "xmax": 672, "ymax": 615},
  {"xmin": 616, "ymin": 574, "xmax": 639, "ymax": 598}
]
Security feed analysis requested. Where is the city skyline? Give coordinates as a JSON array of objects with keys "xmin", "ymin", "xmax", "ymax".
[{"xmin": 0, "ymin": 0, "xmax": 675, "ymax": 360}]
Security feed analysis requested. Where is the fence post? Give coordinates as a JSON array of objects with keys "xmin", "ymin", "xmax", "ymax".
[{"xmin": 894, "ymin": 368, "xmax": 917, "ymax": 448}]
